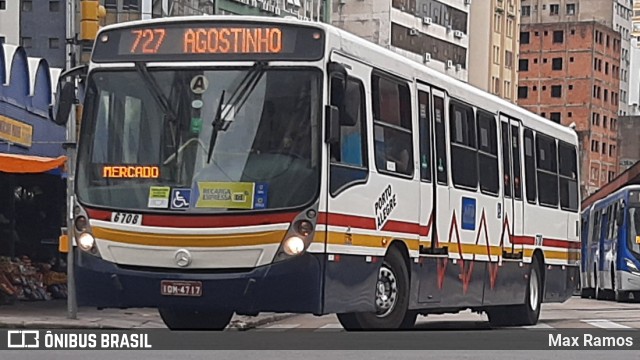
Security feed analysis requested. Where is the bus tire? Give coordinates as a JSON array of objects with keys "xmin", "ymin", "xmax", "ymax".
[
  {"xmin": 488, "ymin": 259, "xmax": 542, "ymax": 327},
  {"xmin": 158, "ymin": 308, "xmax": 233, "ymax": 330},
  {"xmin": 612, "ymin": 269, "xmax": 629, "ymax": 302},
  {"xmin": 336, "ymin": 248, "xmax": 415, "ymax": 330},
  {"xmin": 594, "ymin": 266, "xmax": 606, "ymax": 300}
]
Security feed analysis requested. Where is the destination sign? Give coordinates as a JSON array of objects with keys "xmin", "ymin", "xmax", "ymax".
[{"xmin": 92, "ymin": 21, "xmax": 325, "ymax": 62}]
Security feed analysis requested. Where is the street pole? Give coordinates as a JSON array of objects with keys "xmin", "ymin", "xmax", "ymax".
[{"xmin": 66, "ymin": 0, "xmax": 78, "ymax": 320}]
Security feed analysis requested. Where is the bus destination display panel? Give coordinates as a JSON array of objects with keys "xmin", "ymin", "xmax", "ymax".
[{"xmin": 92, "ymin": 22, "xmax": 325, "ymax": 62}]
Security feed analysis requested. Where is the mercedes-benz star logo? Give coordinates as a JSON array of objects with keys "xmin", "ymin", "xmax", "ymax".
[{"xmin": 174, "ymin": 249, "xmax": 192, "ymax": 267}]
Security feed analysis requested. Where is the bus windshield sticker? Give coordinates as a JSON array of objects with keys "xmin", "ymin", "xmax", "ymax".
[
  {"xmin": 375, "ymin": 184, "xmax": 397, "ymax": 231},
  {"xmin": 461, "ymin": 197, "xmax": 476, "ymax": 231},
  {"xmin": 148, "ymin": 186, "xmax": 171, "ymax": 208},
  {"xmin": 195, "ymin": 182, "xmax": 255, "ymax": 209},
  {"xmin": 170, "ymin": 189, "xmax": 192, "ymax": 210},
  {"xmin": 190, "ymin": 117, "xmax": 203, "ymax": 133},
  {"xmin": 103, "ymin": 165, "xmax": 160, "ymax": 179},
  {"xmin": 253, "ymin": 182, "xmax": 269, "ymax": 209},
  {"xmin": 190, "ymin": 75, "xmax": 209, "ymax": 94},
  {"xmin": 192, "ymin": 99, "xmax": 204, "ymax": 109},
  {"xmin": 386, "ymin": 161, "xmax": 396, "ymax": 172}
]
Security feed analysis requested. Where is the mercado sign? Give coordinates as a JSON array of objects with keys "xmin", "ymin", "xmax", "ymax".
[{"xmin": 0, "ymin": 115, "xmax": 33, "ymax": 148}]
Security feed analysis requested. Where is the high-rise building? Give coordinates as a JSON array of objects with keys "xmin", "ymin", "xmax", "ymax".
[
  {"xmin": 468, "ymin": 0, "xmax": 521, "ymax": 103},
  {"xmin": 629, "ymin": 2, "xmax": 640, "ymax": 116},
  {"xmin": 0, "ymin": 1, "xmax": 66, "ymax": 68},
  {"xmin": 0, "ymin": 0, "xmax": 20, "ymax": 46},
  {"xmin": 331, "ymin": 0, "xmax": 471, "ymax": 81},
  {"xmin": 518, "ymin": 21, "xmax": 621, "ymax": 196},
  {"xmin": 150, "ymin": 0, "xmax": 324, "ymax": 20},
  {"xmin": 520, "ymin": 0, "xmax": 633, "ymax": 118}
]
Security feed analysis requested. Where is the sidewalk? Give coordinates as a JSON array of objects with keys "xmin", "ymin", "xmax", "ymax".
[{"xmin": 0, "ymin": 300, "xmax": 293, "ymax": 330}]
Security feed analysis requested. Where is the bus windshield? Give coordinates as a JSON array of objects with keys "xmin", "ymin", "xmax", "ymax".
[
  {"xmin": 76, "ymin": 67, "xmax": 322, "ymax": 213},
  {"xmin": 627, "ymin": 207, "xmax": 640, "ymax": 256}
]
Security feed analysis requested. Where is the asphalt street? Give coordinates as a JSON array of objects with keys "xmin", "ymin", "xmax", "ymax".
[{"xmin": 251, "ymin": 297, "xmax": 640, "ymax": 331}]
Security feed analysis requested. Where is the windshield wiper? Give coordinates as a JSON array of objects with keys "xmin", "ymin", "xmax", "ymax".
[
  {"xmin": 206, "ymin": 61, "xmax": 268, "ymax": 164},
  {"xmin": 134, "ymin": 62, "xmax": 181, "ymax": 166}
]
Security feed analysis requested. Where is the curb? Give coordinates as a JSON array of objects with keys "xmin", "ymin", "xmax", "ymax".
[
  {"xmin": 0, "ymin": 313, "xmax": 298, "ymax": 330},
  {"xmin": 228, "ymin": 313, "xmax": 298, "ymax": 331},
  {"xmin": 0, "ymin": 321, "xmax": 117, "ymax": 330}
]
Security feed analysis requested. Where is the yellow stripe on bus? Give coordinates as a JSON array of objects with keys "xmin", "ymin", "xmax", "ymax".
[
  {"xmin": 92, "ymin": 227, "xmax": 577, "ymax": 261},
  {"xmin": 92, "ymin": 226, "xmax": 286, "ymax": 247}
]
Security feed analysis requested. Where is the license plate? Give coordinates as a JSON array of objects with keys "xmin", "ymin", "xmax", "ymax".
[{"xmin": 160, "ymin": 280, "xmax": 203, "ymax": 297}]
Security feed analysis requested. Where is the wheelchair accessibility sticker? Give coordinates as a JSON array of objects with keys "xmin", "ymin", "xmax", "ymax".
[{"xmin": 171, "ymin": 189, "xmax": 191, "ymax": 210}]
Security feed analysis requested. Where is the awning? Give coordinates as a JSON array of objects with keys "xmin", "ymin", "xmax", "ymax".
[{"xmin": 0, "ymin": 153, "xmax": 66, "ymax": 174}]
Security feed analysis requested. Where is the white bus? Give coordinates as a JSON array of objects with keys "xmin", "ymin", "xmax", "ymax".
[{"xmin": 52, "ymin": 15, "xmax": 581, "ymax": 330}]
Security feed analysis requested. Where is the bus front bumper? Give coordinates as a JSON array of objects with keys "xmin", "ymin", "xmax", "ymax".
[
  {"xmin": 75, "ymin": 250, "xmax": 324, "ymax": 314},
  {"xmin": 619, "ymin": 270, "xmax": 640, "ymax": 291}
]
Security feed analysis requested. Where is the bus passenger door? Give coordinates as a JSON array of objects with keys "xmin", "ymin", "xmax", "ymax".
[
  {"xmin": 510, "ymin": 121, "xmax": 524, "ymax": 251},
  {"xmin": 500, "ymin": 115, "xmax": 523, "ymax": 257},
  {"xmin": 415, "ymin": 83, "xmax": 441, "ymax": 304},
  {"xmin": 323, "ymin": 54, "xmax": 373, "ymax": 313}
]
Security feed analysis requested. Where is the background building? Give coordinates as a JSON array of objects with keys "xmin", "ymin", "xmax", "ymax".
[
  {"xmin": 518, "ymin": 21, "xmax": 621, "ymax": 196},
  {"xmin": 0, "ymin": 0, "xmax": 20, "ymax": 46},
  {"xmin": 468, "ymin": 0, "xmax": 521, "ymax": 103},
  {"xmin": 0, "ymin": 1, "xmax": 66, "ymax": 68},
  {"xmin": 617, "ymin": 115, "xmax": 640, "ymax": 172},
  {"xmin": 151, "ymin": 0, "xmax": 323, "ymax": 20},
  {"xmin": 520, "ymin": 0, "xmax": 633, "ymax": 117},
  {"xmin": 332, "ymin": 0, "xmax": 471, "ymax": 81}
]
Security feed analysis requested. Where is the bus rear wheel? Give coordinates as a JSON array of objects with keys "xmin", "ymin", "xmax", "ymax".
[
  {"xmin": 337, "ymin": 249, "xmax": 416, "ymax": 330},
  {"xmin": 487, "ymin": 259, "xmax": 542, "ymax": 327},
  {"xmin": 158, "ymin": 308, "xmax": 233, "ymax": 330}
]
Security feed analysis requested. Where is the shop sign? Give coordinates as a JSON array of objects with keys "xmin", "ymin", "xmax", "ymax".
[{"xmin": 0, "ymin": 115, "xmax": 33, "ymax": 148}]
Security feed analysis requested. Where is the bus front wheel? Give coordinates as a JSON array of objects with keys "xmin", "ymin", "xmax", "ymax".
[
  {"xmin": 337, "ymin": 248, "xmax": 416, "ymax": 330},
  {"xmin": 158, "ymin": 308, "xmax": 233, "ymax": 330}
]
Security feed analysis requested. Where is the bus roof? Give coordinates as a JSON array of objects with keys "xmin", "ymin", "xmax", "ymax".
[
  {"xmin": 97, "ymin": 15, "xmax": 577, "ymax": 144},
  {"xmin": 591, "ymin": 184, "xmax": 640, "ymax": 210}
]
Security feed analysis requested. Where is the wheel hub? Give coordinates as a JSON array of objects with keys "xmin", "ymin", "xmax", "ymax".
[{"xmin": 375, "ymin": 265, "xmax": 398, "ymax": 317}]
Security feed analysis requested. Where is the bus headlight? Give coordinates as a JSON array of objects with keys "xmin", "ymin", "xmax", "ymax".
[
  {"xmin": 75, "ymin": 216, "xmax": 88, "ymax": 232},
  {"xmin": 283, "ymin": 236, "xmax": 305, "ymax": 256},
  {"xmin": 626, "ymin": 258, "xmax": 640, "ymax": 275},
  {"xmin": 274, "ymin": 215, "xmax": 317, "ymax": 262},
  {"xmin": 78, "ymin": 232, "xmax": 96, "ymax": 252}
]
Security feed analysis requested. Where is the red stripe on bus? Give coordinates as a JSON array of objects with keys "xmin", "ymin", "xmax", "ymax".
[
  {"xmin": 511, "ymin": 236, "xmax": 580, "ymax": 249},
  {"xmin": 85, "ymin": 208, "xmax": 577, "ymax": 248},
  {"xmin": 85, "ymin": 208, "xmax": 298, "ymax": 228},
  {"xmin": 319, "ymin": 212, "xmax": 428, "ymax": 235}
]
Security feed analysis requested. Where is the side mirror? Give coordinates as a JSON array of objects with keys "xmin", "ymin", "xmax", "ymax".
[
  {"xmin": 325, "ymin": 105, "xmax": 340, "ymax": 144},
  {"xmin": 50, "ymin": 82, "xmax": 75, "ymax": 126},
  {"xmin": 49, "ymin": 65, "xmax": 88, "ymax": 126}
]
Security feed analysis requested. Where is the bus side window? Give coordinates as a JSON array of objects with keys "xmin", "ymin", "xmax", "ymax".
[
  {"xmin": 524, "ymin": 129, "xmax": 537, "ymax": 204},
  {"xmin": 501, "ymin": 122, "xmax": 512, "ymax": 198},
  {"xmin": 477, "ymin": 111, "xmax": 499, "ymax": 195},
  {"xmin": 418, "ymin": 91, "xmax": 431, "ymax": 182},
  {"xmin": 329, "ymin": 76, "xmax": 368, "ymax": 196},
  {"xmin": 558, "ymin": 141, "xmax": 578, "ymax": 211},
  {"xmin": 449, "ymin": 101, "xmax": 477, "ymax": 189},
  {"xmin": 592, "ymin": 211, "xmax": 600, "ymax": 244},
  {"xmin": 335, "ymin": 77, "xmax": 367, "ymax": 168},
  {"xmin": 434, "ymin": 96, "xmax": 447, "ymax": 185},
  {"xmin": 611, "ymin": 203, "xmax": 619, "ymax": 239},
  {"xmin": 511, "ymin": 124, "xmax": 522, "ymax": 200},
  {"xmin": 536, "ymin": 133, "xmax": 558, "ymax": 207},
  {"xmin": 371, "ymin": 73, "xmax": 413, "ymax": 177}
]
